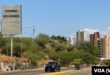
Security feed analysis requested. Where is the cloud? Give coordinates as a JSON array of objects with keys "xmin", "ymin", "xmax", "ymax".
[
  {"xmin": 101, "ymin": 27, "xmax": 110, "ymax": 36},
  {"xmin": 80, "ymin": 28, "xmax": 99, "ymax": 34},
  {"xmin": 101, "ymin": 31, "xmax": 108, "ymax": 36},
  {"xmin": 107, "ymin": 26, "xmax": 110, "ymax": 30}
]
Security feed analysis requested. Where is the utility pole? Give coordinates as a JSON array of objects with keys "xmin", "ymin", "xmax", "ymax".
[
  {"xmin": 32, "ymin": 26, "xmax": 35, "ymax": 41},
  {"xmin": 21, "ymin": 34, "xmax": 22, "ymax": 57},
  {"xmin": 11, "ymin": 35, "xmax": 13, "ymax": 58},
  {"xmin": 5, "ymin": 35, "xmax": 8, "ymax": 56}
]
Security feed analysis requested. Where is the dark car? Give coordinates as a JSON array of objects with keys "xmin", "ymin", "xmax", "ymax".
[{"xmin": 45, "ymin": 61, "xmax": 61, "ymax": 72}]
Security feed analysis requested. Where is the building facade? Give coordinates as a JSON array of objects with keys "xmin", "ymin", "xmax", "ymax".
[
  {"xmin": 97, "ymin": 36, "xmax": 110, "ymax": 59},
  {"xmin": 67, "ymin": 35, "xmax": 76, "ymax": 45},
  {"xmin": 103, "ymin": 36, "xmax": 110, "ymax": 59},
  {"xmin": 97, "ymin": 38, "xmax": 104, "ymax": 58},
  {"xmin": 90, "ymin": 32, "xmax": 100, "ymax": 45},
  {"xmin": 76, "ymin": 31, "xmax": 88, "ymax": 44}
]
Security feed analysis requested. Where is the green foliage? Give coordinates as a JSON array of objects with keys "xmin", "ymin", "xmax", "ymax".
[
  {"xmin": 0, "ymin": 36, "xmax": 10, "ymax": 55},
  {"xmin": 57, "ymin": 51, "xmax": 70, "ymax": 63},
  {"xmin": 13, "ymin": 43, "xmax": 21, "ymax": 57},
  {"xmin": 67, "ymin": 44, "xmax": 74, "ymax": 51},
  {"xmin": 81, "ymin": 52, "xmax": 97, "ymax": 64},
  {"xmin": 69, "ymin": 50, "xmax": 97, "ymax": 65},
  {"xmin": 102, "ymin": 60, "xmax": 110, "ymax": 65},
  {"xmin": 55, "ymin": 43, "xmax": 66, "ymax": 51},
  {"xmin": 51, "ymin": 35, "xmax": 67, "ymax": 43},
  {"xmin": 71, "ymin": 59, "xmax": 82, "ymax": 65},
  {"xmin": 24, "ymin": 51, "xmax": 45, "ymax": 66},
  {"xmin": 21, "ymin": 37, "xmax": 33, "ymax": 51},
  {"xmin": 0, "ymin": 33, "xmax": 99, "ymax": 66},
  {"xmin": 35, "ymin": 33, "xmax": 50, "ymax": 48},
  {"xmin": 0, "ymin": 35, "xmax": 6, "ymax": 48},
  {"xmin": 77, "ymin": 42, "xmax": 99, "ymax": 56}
]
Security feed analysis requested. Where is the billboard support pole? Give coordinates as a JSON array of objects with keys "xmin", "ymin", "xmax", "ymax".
[{"xmin": 11, "ymin": 35, "xmax": 13, "ymax": 58}]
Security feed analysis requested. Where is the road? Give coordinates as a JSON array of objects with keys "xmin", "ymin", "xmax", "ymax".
[
  {"xmin": 69, "ymin": 68, "xmax": 91, "ymax": 75},
  {"xmin": 0, "ymin": 68, "xmax": 91, "ymax": 75},
  {"xmin": 0, "ymin": 67, "xmax": 72, "ymax": 75}
]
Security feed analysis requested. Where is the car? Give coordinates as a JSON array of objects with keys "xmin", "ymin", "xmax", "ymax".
[{"xmin": 45, "ymin": 61, "xmax": 61, "ymax": 72}]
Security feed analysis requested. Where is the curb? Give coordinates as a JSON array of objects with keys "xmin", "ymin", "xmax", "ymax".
[
  {"xmin": 40, "ymin": 68, "xmax": 90, "ymax": 75},
  {"xmin": 40, "ymin": 70, "xmax": 74, "ymax": 75}
]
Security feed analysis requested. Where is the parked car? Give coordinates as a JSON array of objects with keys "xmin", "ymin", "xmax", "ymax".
[{"xmin": 45, "ymin": 61, "xmax": 61, "ymax": 72}]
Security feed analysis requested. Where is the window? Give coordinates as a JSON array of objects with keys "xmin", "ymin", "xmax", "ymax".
[
  {"xmin": 3, "ymin": 15, "xmax": 19, "ymax": 17},
  {"xmin": 5, "ymin": 10, "xmax": 17, "ymax": 12}
]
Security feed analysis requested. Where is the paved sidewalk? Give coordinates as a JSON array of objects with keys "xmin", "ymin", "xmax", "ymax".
[{"xmin": 0, "ymin": 68, "xmax": 43, "ymax": 74}]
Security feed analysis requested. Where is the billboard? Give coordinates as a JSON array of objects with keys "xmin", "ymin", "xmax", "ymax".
[{"xmin": 2, "ymin": 5, "xmax": 22, "ymax": 35}]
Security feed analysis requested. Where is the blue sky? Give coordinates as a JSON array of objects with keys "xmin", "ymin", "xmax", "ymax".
[{"xmin": 0, "ymin": 0, "xmax": 110, "ymax": 37}]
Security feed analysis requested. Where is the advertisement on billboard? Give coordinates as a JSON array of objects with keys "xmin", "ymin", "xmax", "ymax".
[{"xmin": 2, "ymin": 5, "xmax": 22, "ymax": 35}]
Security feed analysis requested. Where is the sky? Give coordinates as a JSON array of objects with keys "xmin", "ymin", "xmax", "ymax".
[{"xmin": 0, "ymin": 0, "xmax": 110, "ymax": 37}]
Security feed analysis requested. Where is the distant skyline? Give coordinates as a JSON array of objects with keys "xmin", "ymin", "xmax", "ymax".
[{"xmin": 0, "ymin": 0, "xmax": 110, "ymax": 37}]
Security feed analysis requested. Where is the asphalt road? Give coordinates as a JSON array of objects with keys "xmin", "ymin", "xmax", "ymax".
[
  {"xmin": 0, "ymin": 68, "xmax": 91, "ymax": 75},
  {"xmin": 0, "ymin": 67, "xmax": 72, "ymax": 75},
  {"xmin": 69, "ymin": 68, "xmax": 91, "ymax": 75}
]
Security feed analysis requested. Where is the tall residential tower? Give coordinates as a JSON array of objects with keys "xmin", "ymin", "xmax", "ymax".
[{"xmin": 76, "ymin": 31, "xmax": 88, "ymax": 44}]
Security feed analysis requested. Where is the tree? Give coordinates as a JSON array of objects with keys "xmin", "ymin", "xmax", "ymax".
[
  {"xmin": 51, "ymin": 35, "xmax": 67, "ymax": 43},
  {"xmin": 55, "ymin": 43, "xmax": 66, "ymax": 51},
  {"xmin": 0, "ymin": 33, "xmax": 100, "ymax": 67},
  {"xmin": 0, "ymin": 34, "xmax": 7, "ymax": 54},
  {"xmin": 24, "ymin": 51, "xmax": 45, "ymax": 66},
  {"xmin": 69, "ymin": 50, "xmax": 97, "ymax": 65},
  {"xmin": 71, "ymin": 59, "xmax": 82, "ymax": 65},
  {"xmin": 71, "ymin": 59, "xmax": 82, "ymax": 70},
  {"xmin": 77, "ymin": 42, "xmax": 99, "ymax": 56},
  {"xmin": 0, "ymin": 37, "xmax": 6, "ymax": 48},
  {"xmin": 35, "ymin": 33, "xmax": 50, "ymax": 48},
  {"xmin": 81, "ymin": 52, "xmax": 97, "ymax": 65},
  {"xmin": 102, "ymin": 60, "xmax": 110, "ymax": 65},
  {"xmin": 67, "ymin": 44, "xmax": 74, "ymax": 52}
]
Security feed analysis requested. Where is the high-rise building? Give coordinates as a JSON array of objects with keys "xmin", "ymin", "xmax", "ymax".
[
  {"xmin": 103, "ymin": 36, "xmax": 110, "ymax": 59},
  {"xmin": 97, "ymin": 38, "xmax": 104, "ymax": 58},
  {"xmin": 76, "ymin": 31, "xmax": 88, "ymax": 44},
  {"xmin": 97, "ymin": 36, "xmax": 110, "ymax": 59},
  {"xmin": 90, "ymin": 32, "xmax": 100, "ymax": 45},
  {"xmin": 90, "ymin": 34, "xmax": 94, "ymax": 43},
  {"xmin": 67, "ymin": 35, "xmax": 76, "ymax": 45}
]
